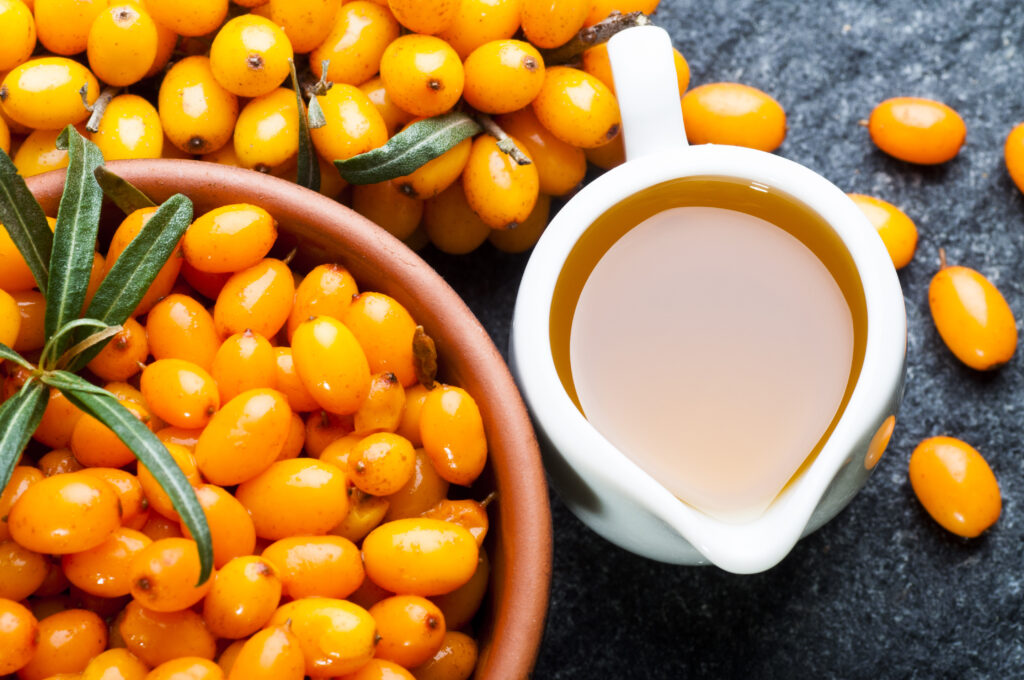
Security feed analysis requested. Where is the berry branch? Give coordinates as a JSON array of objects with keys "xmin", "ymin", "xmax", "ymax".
[{"xmin": 542, "ymin": 11, "xmax": 653, "ymax": 65}]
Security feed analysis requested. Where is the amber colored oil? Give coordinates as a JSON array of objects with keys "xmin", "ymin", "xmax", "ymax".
[{"xmin": 551, "ymin": 177, "xmax": 867, "ymax": 521}]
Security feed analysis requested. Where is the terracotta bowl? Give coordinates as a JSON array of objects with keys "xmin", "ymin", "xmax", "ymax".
[{"xmin": 27, "ymin": 160, "xmax": 552, "ymax": 679}]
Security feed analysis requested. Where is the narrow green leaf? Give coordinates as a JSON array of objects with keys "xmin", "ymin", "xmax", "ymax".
[
  {"xmin": 0, "ymin": 380, "xmax": 48, "ymax": 492},
  {"xmin": 39, "ymin": 317, "xmax": 112, "ymax": 370},
  {"xmin": 289, "ymin": 59, "xmax": 321, "ymax": 193},
  {"xmin": 70, "ymin": 194, "xmax": 193, "ymax": 370},
  {"xmin": 46, "ymin": 127, "xmax": 105, "ymax": 348},
  {"xmin": 0, "ymin": 341, "xmax": 34, "ymax": 371},
  {"xmin": 41, "ymin": 370, "xmax": 115, "ymax": 397},
  {"xmin": 334, "ymin": 112, "xmax": 481, "ymax": 185},
  {"xmin": 0, "ymin": 147, "xmax": 52, "ymax": 291},
  {"xmin": 94, "ymin": 166, "xmax": 156, "ymax": 214},
  {"xmin": 59, "ymin": 383, "xmax": 213, "ymax": 583}
]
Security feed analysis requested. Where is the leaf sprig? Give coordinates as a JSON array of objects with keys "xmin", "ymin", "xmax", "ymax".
[{"xmin": 0, "ymin": 126, "xmax": 213, "ymax": 583}]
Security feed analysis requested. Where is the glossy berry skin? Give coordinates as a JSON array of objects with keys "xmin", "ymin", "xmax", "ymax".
[
  {"xmin": 463, "ymin": 40, "xmax": 545, "ymax": 114},
  {"xmin": 158, "ymin": 56, "xmax": 239, "ymax": 155},
  {"xmin": 274, "ymin": 347, "xmax": 321, "ymax": 412},
  {"xmin": 267, "ymin": 0, "xmax": 340, "ymax": 53},
  {"xmin": 341, "ymin": 292, "xmax": 418, "ymax": 388},
  {"xmin": 77, "ymin": 467, "xmax": 146, "ymax": 529},
  {"xmin": 370, "ymin": 595, "xmax": 445, "ymax": 668},
  {"xmin": 141, "ymin": 359, "xmax": 220, "ymax": 430},
  {"xmin": 312, "ymin": 1, "xmax": 400, "ymax": 87},
  {"xmin": 184, "ymin": 204, "xmax": 277, "ymax": 274},
  {"xmin": 86, "ymin": 316, "xmax": 149, "ymax": 381},
  {"xmin": 90, "ymin": 94, "xmax": 164, "ymax": 161},
  {"xmin": 362, "ymin": 518, "xmax": 478, "ymax": 596},
  {"xmin": 0, "ymin": 288, "xmax": 20, "ymax": 347},
  {"xmin": 521, "ymin": 0, "xmax": 589, "ymax": 48},
  {"xmin": 0, "ymin": 599, "xmax": 37, "ymax": 675},
  {"xmin": 437, "ymin": 0, "xmax": 522, "ymax": 59},
  {"xmin": 62, "ymin": 527, "xmax": 151, "ymax": 599},
  {"xmin": 286, "ymin": 264, "xmax": 359, "ymax": 339},
  {"xmin": 227, "ymin": 625, "xmax": 304, "ymax": 680},
  {"xmin": 394, "ymin": 388, "xmax": 430, "ymax": 448},
  {"xmin": 146, "ymin": 657, "xmax": 224, "ymax": 680},
  {"xmin": 394, "ymin": 134, "xmax": 471, "ymax": 200},
  {"xmin": 586, "ymin": 0, "xmax": 660, "ymax": 24},
  {"xmin": 682, "ymin": 82, "xmax": 786, "ymax": 152},
  {"xmin": 8, "ymin": 472, "xmax": 121, "ymax": 554},
  {"xmin": 348, "ymin": 432, "xmax": 416, "ymax": 496},
  {"xmin": 210, "ymin": 15, "xmax": 294, "ymax": 98},
  {"xmin": 267, "ymin": 597, "xmax": 377, "ymax": 677},
  {"xmin": 181, "ymin": 484, "xmax": 257, "ymax": 568},
  {"xmin": 0, "ymin": 0, "xmax": 36, "ymax": 71},
  {"xmin": 910, "ymin": 436, "xmax": 1001, "ymax": 538},
  {"xmin": 310, "ymin": 83, "xmax": 389, "ymax": 163},
  {"xmin": 583, "ymin": 42, "xmax": 689, "ymax": 97},
  {"xmin": 261, "ymin": 535, "xmax": 364, "ymax": 600},
  {"xmin": 0, "ymin": 213, "xmax": 48, "ymax": 291},
  {"xmin": 360, "ymin": 76, "xmax": 415, "ymax": 136},
  {"xmin": 430, "ymin": 549, "xmax": 489, "ymax": 630},
  {"xmin": 292, "ymin": 316, "xmax": 372, "ymax": 415},
  {"xmin": 532, "ymin": 66, "xmax": 621, "ymax": 149},
  {"xmin": 463, "ymin": 133, "xmax": 540, "ymax": 229},
  {"xmin": 146, "ymin": 0, "xmax": 228, "ymax": 37},
  {"xmin": 343, "ymin": 658, "xmax": 415, "ymax": 680},
  {"xmin": 422, "ymin": 499, "xmax": 489, "ymax": 546},
  {"xmin": 139, "ymin": 442, "xmax": 201, "ymax": 522},
  {"xmin": 18, "ymin": 608, "xmax": 106, "ymax": 678},
  {"xmin": 0, "ymin": 539, "xmax": 46, "ymax": 601},
  {"xmin": 195, "ymin": 388, "xmax": 293, "ymax": 486},
  {"xmin": 146, "ymin": 294, "xmax": 221, "ymax": 371},
  {"xmin": 847, "ymin": 194, "xmax": 918, "ymax": 270},
  {"xmin": 81, "ymin": 648, "xmax": 149, "ymax": 680},
  {"xmin": 12, "ymin": 129, "xmax": 69, "ymax": 177},
  {"xmin": 388, "ymin": 0, "xmax": 458, "ymax": 34},
  {"xmin": 354, "ymin": 372, "xmax": 406, "ymax": 434},
  {"xmin": 0, "ymin": 466, "xmax": 42, "ymax": 541},
  {"xmin": 331, "ymin": 490, "xmax": 389, "ymax": 543},
  {"xmin": 411, "ymin": 631, "xmax": 478, "ymax": 680},
  {"xmin": 380, "ymin": 35, "xmax": 464, "ymax": 118},
  {"xmin": 1005, "ymin": 122, "xmax": 1024, "ymax": 195},
  {"xmin": 422, "ymin": 180, "xmax": 491, "ymax": 255},
  {"xmin": 869, "ymin": 97, "xmax": 966, "ymax": 165},
  {"xmin": 212, "ymin": 330, "xmax": 277, "ymax": 403},
  {"xmin": 70, "ymin": 398, "xmax": 152, "ymax": 468},
  {"xmin": 118, "ymin": 600, "xmax": 217, "ymax": 667},
  {"xmin": 0, "ymin": 57, "xmax": 99, "ymax": 130},
  {"xmin": 214, "ymin": 258, "xmax": 295, "ymax": 338},
  {"xmin": 33, "ymin": 0, "xmax": 105, "ymax": 55},
  {"xmin": 86, "ymin": 4, "xmax": 158, "ymax": 86},
  {"xmin": 128, "ymin": 537, "xmax": 212, "ymax": 612},
  {"xmin": 496, "ymin": 107, "xmax": 585, "ymax": 197},
  {"xmin": 203, "ymin": 555, "xmax": 282, "ymax": 639},
  {"xmin": 929, "ymin": 261, "xmax": 1017, "ymax": 370},
  {"xmin": 11, "ymin": 288, "xmax": 45, "ymax": 351},
  {"xmin": 488, "ymin": 192, "xmax": 550, "ymax": 253},
  {"xmin": 419, "ymin": 385, "xmax": 487, "ymax": 486},
  {"xmin": 233, "ymin": 88, "xmax": 299, "ymax": 171},
  {"xmin": 352, "ymin": 181, "xmax": 424, "ymax": 241},
  {"xmin": 235, "ymin": 458, "xmax": 350, "ymax": 539}
]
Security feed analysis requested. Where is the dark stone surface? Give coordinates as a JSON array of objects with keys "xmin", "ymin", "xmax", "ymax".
[{"xmin": 422, "ymin": 1, "xmax": 1024, "ymax": 677}]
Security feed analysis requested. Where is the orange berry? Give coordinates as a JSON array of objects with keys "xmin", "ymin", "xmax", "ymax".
[
  {"xmin": 87, "ymin": 317, "xmax": 149, "ymax": 382},
  {"xmin": 1005, "ymin": 122, "xmax": 1024, "ymax": 195},
  {"xmin": 217, "ymin": 641, "xmax": 245, "ymax": 676},
  {"xmin": 463, "ymin": 40, "xmax": 545, "ymax": 114},
  {"xmin": 266, "ymin": 0, "xmax": 340, "ymax": 53},
  {"xmin": 70, "ymin": 398, "xmax": 153, "ymax": 468},
  {"xmin": 429, "ymin": 549, "xmax": 488, "ymax": 630},
  {"xmin": 462, "ymin": 133, "xmax": 539, "ymax": 229},
  {"xmin": 181, "ymin": 484, "xmax": 256, "ymax": 569},
  {"xmin": 202, "ymin": 555, "xmax": 282, "ymax": 639},
  {"xmin": 210, "ymin": 15, "xmax": 293, "ymax": 98},
  {"xmin": 292, "ymin": 316, "xmax": 372, "ymax": 415},
  {"xmin": 141, "ymin": 513, "xmax": 184, "ymax": 542},
  {"xmin": 226, "ymin": 625, "xmax": 304, "ymax": 680},
  {"xmin": 310, "ymin": 83, "xmax": 389, "ymax": 162},
  {"xmin": 354, "ymin": 372, "xmax": 406, "ymax": 434},
  {"xmin": 274, "ymin": 347, "xmax": 321, "ymax": 412},
  {"xmin": 214, "ymin": 259, "xmax": 295, "ymax": 339},
  {"xmin": 146, "ymin": 0, "xmax": 227, "ymax": 36},
  {"xmin": 343, "ymin": 659, "xmax": 416, "ymax": 680},
  {"xmin": 33, "ymin": 388, "xmax": 84, "ymax": 448},
  {"xmin": 159, "ymin": 56, "xmax": 239, "ymax": 155},
  {"xmin": 362, "ymin": 518, "xmax": 478, "ymax": 596},
  {"xmin": 311, "ymin": 1, "xmax": 399, "ymax": 86},
  {"xmin": 261, "ymin": 535, "xmax": 364, "ymax": 600},
  {"xmin": 141, "ymin": 359, "xmax": 220, "ymax": 430},
  {"xmin": 681, "ymin": 82, "xmax": 786, "ymax": 152},
  {"xmin": 62, "ymin": 528, "xmax": 152, "ymax": 598},
  {"xmin": 17, "ymin": 608, "xmax": 106, "ymax": 680},
  {"xmin": 106, "ymin": 207, "xmax": 183, "ymax": 317},
  {"xmin": 521, "ymin": 0, "xmax": 589, "ymax": 48},
  {"xmin": 0, "ymin": 215, "xmax": 48, "ymax": 291},
  {"xmin": 387, "ymin": 0, "xmax": 458, "ymax": 34},
  {"xmin": 0, "ymin": 56, "xmax": 98, "ymax": 129},
  {"xmin": 32, "ymin": 559, "xmax": 69, "ymax": 598},
  {"xmin": 86, "ymin": 4, "xmax": 158, "ymax": 87},
  {"xmin": 869, "ymin": 96, "xmax": 966, "ymax": 165},
  {"xmin": 119, "ymin": 600, "xmax": 216, "ymax": 667},
  {"xmin": 380, "ymin": 35, "xmax": 464, "ymax": 118},
  {"xmin": 421, "ymin": 180, "xmax": 492, "ymax": 255},
  {"xmin": 81, "ymin": 649, "xmax": 149, "ymax": 680},
  {"xmin": 0, "ymin": 466, "xmax": 42, "ymax": 541},
  {"xmin": 277, "ymin": 411, "xmax": 306, "ymax": 460},
  {"xmin": 33, "ymin": 0, "xmax": 105, "ymax": 55},
  {"xmin": 585, "ymin": 0, "xmax": 659, "ymax": 24},
  {"xmin": 285, "ymin": 263, "xmax": 359, "ymax": 340},
  {"xmin": 910, "ymin": 436, "xmax": 1001, "ymax": 538},
  {"xmin": 12, "ymin": 129, "xmax": 70, "ymax": 177},
  {"xmin": 0, "ymin": 539, "xmax": 47, "ymax": 600},
  {"xmin": 232, "ymin": 88, "xmax": 299, "ymax": 172},
  {"xmin": 10, "ymin": 288, "xmax": 45, "ymax": 351},
  {"xmin": 421, "ymin": 499, "xmax": 488, "ymax": 546},
  {"xmin": 128, "ymin": 537, "xmax": 213, "ymax": 612},
  {"xmin": 847, "ymin": 193, "xmax": 918, "ymax": 270},
  {"xmin": 37, "ymin": 448, "xmax": 84, "ymax": 476},
  {"xmin": 393, "ymin": 133, "xmax": 471, "ymax": 200},
  {"xmin": 9, "ymin": 472, "xmax": 121, "ymax": 554},
  {"xmin": 212, "ymin": 330, "xmax": 277, "ymax": 403},
  {"xmin": 195, "ymin": 388, "xmax": 293, "ymax": 485},
  {"xmin": 330, "ymin": 489, "xmax": 389, "ymax": 543},
  {"xmin": 146, "ymin": 16, "xmax": 178, "ymax": 78},
  {"xmin": 582, "ymin": 41, "xmax": 689, "ymax": 97},
  {"xmin": 370, "ymin": 595, "xmax": 445, "ymax": 668},
  {"xmin": 360, "ymin": 76, "xmax": 415, "ymax": 136},
  {"xmin": 348, "ymin": 432, "xmax": 415, "ymax": 496},
  {"xmin": 155, "ymin": 426, "xmax": 202, "ymax": 451},
  {"xmin": 410, "ymin": 631, "xmax": 477, "ymax": 680},
  {"xmin": 184, "ymin": 204, "xmax": 277, "ymax": 274},
  {"xmin": 77, "ymin": 468, "xmax": 146, "ymax": 528},
  {"xmin": 347, "ymin": 573, "xmax": 394, "ymax": 612},
  {"xmin": 351, "ymin": 181, "xmax": 424, "ymax": 242},
  {"xmin": 0, "ymin": 599, "xmax": 38, "ymax": 675},
  {"xmin": 532, "ymin": 66, "xmax": 621, "ymax": 149},
  {"xmin": 138, "ymin": 442, "xmax": 201, "ymax": 522},
  {"xmin": 419, "ymin": 385, "xmax": 487, "ymax": 487},
  {"xmin": 437, "ymin": 0, "xmax": 522, "ymax": 60},
  {"xmin": 236, "ymin": 458, "xmax": 350, "ymax": 540},
  {"xmin": 341, "ymin": 292, "xmax": 418, "ymax": 388},
  {"xmin": 180, "ymin": 262, "xmax": 232, "ymax": 301},
  {"xmin": 146, "ymin": 657, "xmax": 224, "ymax": 680},
  {"xmin": 395, "ymin": 386, "xmax": 430, "ymax": 448},
  {"xmin": 0, "ymin": 0, "xmax": 35, "ymax": 71},
  {"xmin": 488, "ymin": 192, "xmax": 550, "ymax": 253},
  {"xmin": 146, "ymin": 294, "xmax": 221, "ymax": 371},
  {"xmin": 318, "ymin": 431, "xmax": 362, "ymax": 467},
  {"xmin": 495, "ymin": 107, "xmax": 585, "ymax": 197},
  {"xmin": 267, "ymin": 598, "xmax": 376, "ymax": 677},
  {"xmin": 307, "ymin": 413, "xmax": 357, "ymax": 458}
]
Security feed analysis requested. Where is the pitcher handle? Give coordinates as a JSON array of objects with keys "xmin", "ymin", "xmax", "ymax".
[{"xmin": 607, "ymin": 25, "xmax": 688, "ymax": 161}]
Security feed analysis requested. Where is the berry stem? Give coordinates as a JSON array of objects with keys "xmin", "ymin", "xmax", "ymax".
[
  {"xmin": 474, "ymin": 113, "xmax": 532, "ymax": 166},
  {"xmin": 85, "ymin": 87, "xmax": 120, "ymax": 133},
  {"xmin": 939, "ymin": 247, "xmax": 948, "ymax": 269},
  {"xmin": 541, "ymin": 11, "xmax": 653, "ymax": 65}
]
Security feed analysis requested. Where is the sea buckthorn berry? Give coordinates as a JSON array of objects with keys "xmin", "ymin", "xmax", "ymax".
[
  {"xmin": 395, "ymin": 385, "xmax": 429, "ymax": 448},
  {"xmin": 380, "ymin": 35, "xmax": 464, "ymax": 118},
  {"xmin": 236, "ymin": 458, "xmax": 350, "ymax": 539},
  {"xmin": 267, "ymin": 597, "xmax": 376, "ymax": 677},
  {"xmin": 310, "ymin": 83, "xmax": 389, "ymax": 162},
  {"xmin": 146, "ymin": 16, "xmax": 178, "ymax": 78},
  {"xmin": 583, "ymin": 42, "xmax": 690, "ymax": 96},
  {"xmin": 141, "ymin": 359, "xmax": 220, "ymax": 430},
  {"xmin": 38, "ymin": 448, "xmax": 85, "ymax": 476},
  {"xmin": 227, "ymin": 625, "xmax": 304, "ymax": 680},
  {"xmin": 32, "ymin": 0, "xmax": 104, "ymax": 55},
  {"xmin": 1, "ymin": 602, "xmax": 39, "ymax": 672},
  {"xmin": 869, "ymin": 96, "xmax": 966, "ymax": 165},
  {"xmin": 11, "ymin": 288, "xmax": 45, "ymax": 351},
  {"xmin": 929, "ymin": 254, "xmax": 1017, "ymax": 370},
  {"xmin": 438, "ymin": 0, "xmax": 522, "ymax": 59},
  {"xmin": 146, "ymin": 0, "xmax": 227, "ymax": 36},
  {"xmin": 181, "ymin": 261, "xmax": 232, "ymax": 300},
  {"xmin": 0, "ymin": 466, "xmax": 42, "ymax": 541},
  {"xmin": 370, "ymin": 595, "xmax": 445, "ymax": 668},
  {"xmin": 348, "ymin": 572, "xmax": 394, "ymax": 611},
  {"xmin": 430, "ymin": 549, "xmax": 488, "ymax": 630},
  {"xmin": 311, "ymin": 1, "xmax": 398, "ymax": 86},
  {"xmin": 351, "ymin": 181, "xmax": 424, "ymax": 241},
  {"xmin": 292, "ymin": 316, "xmax": 372, "ymax": 415},
  {"xmin": 0, "ymin": 214, "xmax": 50, "ymax": 291},
  {"xmin": 360, "ymin": 76, "xmax": 415, "ymax": 136},
  {"xmin": 285, "ymin": 263, "xmax": 359, "ymax": 339},
  {"xmin": 128, "ymin": 537, "xmax": 212, "ymax": 612},
  {"xmin": 317, "ymin": 432, "xmax": 362, "ymax": 468},
  {"xmin": 521, "ymin": 0, "xmax": 590, "ymax": 48},
  {"xmin": 496, "ymin": 108, "xmax": 585, "ymax": 197},
  {"xmin": 278, "ymin": 412, "xmax": 307, "ymax": 460},
  {"xmin": 147, "ymin": 295, "xmax": 221, "ymax": 371},
  {"xmin": 184, "ymin": 204, "xmax": 276, "ymax": 274},
  {"xmin": 138, "ymin": 443, "xmax": 202, "ymax": 522},
  {"xmin": 202, "ymin": 556, "xmax": 282, "ymax": 639},
  {"xmin": 348, "ymin": 432, "xmax": 416, "ymax": 496},
  {"xmin": 107, "ymin": 207, "xmax": 183, "ymax": 317},
  {"xmin": 421, "ymin": 499, "xmax": 488, "ymax": 546},
  {"xmin": 275, "ymin": 348, "xmax": 321, "ymax": 412},
  {"xmin": 463, "ymin": 133, "xmax": 540, "ymax": 229},
  {"xmin": 212, "ymin": 330, "xmax": 277, "ymax": 403},
  {"xmin": 489, "ymin": 192, "xmax": 551, "ymax": 253},
  {"xmin": 910, "ymin": 436, "xmax": 1001, "ymax": 538},
  {"xmin": 363, "ymin": 518, "xmax": 478, "ymax": 596},
  {"xmin": 82, "ymin": 649, "xmax": 149, "ymax": 680},
  {"xmin": 533, "ymin": 66, "xmax": 621, "ymax": 149},
  {"xmin": 330, "ymin": 490, "xmax": 389, "ymax": 543},
  {"xmin": 342, "ymin": 292, "xmax": 417, "ymax": 387},
  {"xmin": 388, "ymin": 0, "xmax": 458, "ymax": 34},
  {"xmin": 681, "ymin": 82, "xmax": 787, "ymax": 152},
  {"xmin": 1006, "ymin": 122, "xmax": 1024, "ymax": 195},
  {"xmin": 0, "ymin": 114, "xmax": 8, "ymax": 154},
  {"xmin": 181, "ymin": 485, "xmax": 257, "ymax": 568},
  {"xmin": 16, "ymin": 608, "xmax": 106, "ymax": 679},
  {"xmin": 9, "ymin": 472, "xmax": 121, "ymax": 554},
  {"xmin": 102, "ymin": 380, "xmax": 146, "ymax": 407},
  {"xmin": 13, "ymin": 128, "xmax": 69, "ymax": 177},
  {"xmin": 195, "ymin": 388, "xmax": 293, "ymax": 485},
  {"xmin": 87, "ymin": 317, "xmax": 148, "ymax": 382},
  {"xmin": 422, "ymin": 180, "xmax": 491, "ymax": 255},
  {"xmin": 463, "ymin": 40, "xmax": 545, "ymax": 114},
  {"xmin": 156, "ymin": 426, "xmax": 202, "ymax": 451},
  {"xmin": 86, "ymin": 4, "xmax": 158, "ymax": 87},
  {"xmin": 214, "ymin": 259, "xmax": 295, "ymax": 339},
  {"xmin": 345, "ymin": 659, "xmax": 416, "ymax": 680},
  {"xmin": 420, "ymin": 385, "xmax": 487, "ymax": 486},
  {"xmin": 159, "ymin": 56, "xmax": 239, "ymax": 155},
  {"xmin": 218, "ymin": 641, "xmax": 245, "ymax": 677},
  {"xmin": 394, "ymin": 133, "xmax": 471, "ymax": 200},
  {"xmin": 0, "ymin": 57, "xmax": 98, "ymax": 130},
  {"xmin": 210, "ymin": 15, "xmax": 294, "ymax": 98},
  {"xmin": 847, "ymin": 194, "xmax": 918, "ymax": 269},
  {"xmin": 264, "ymin": 0, "xmax": 339, "ymax": 54},
  {"xmin": 586, "ymin": 0, "xmax": 659, "ymax": 23},
  {"xmin": 70, "ymin": 398, "xmax": 153, "ymax": 468},
  {"xmin": 142, "ymin": 514, "xmax": 184, "ymax": 542},
  {"xmin": 147, "ymin": 657, "xmax": 224, "ymax": 680},
  {"xmin": 261, "ymin": 535, "xmax": 364, "ymax": 600},
  {"xmin": 0, "ymin": 0, "xmax": 36, "ymax": 71},
  {"xmin": 120, "ymin": 601, "xmax": 216, "ymax": 667},
  {"xmin": 76, "ymin": 468, "xmax": 146, "ymax": 528},
  {"xmin": 90, "ymin": 94, "xmax": 164, "ymax": 161},
  {"xmin": 0, "ymin": 539, "xmax": 47, "ymax": 600},
  {"xmin": 233, "ymin": 88, "xmax": 299, "ymax": 172},
  {"xmin": 32, "ymin": 559, "xmax": 70, "ymax": 599},
  {"xmin": 62, "ymin": 528, "xmax": 152, "ymax": 598},
  {"xmin": 354, "ymin": 373, "xmax": 406, "ymax": 434},
  {"xmin": 33, "ymin": 388, "xmax": 84, "ymax": 448},
  {"xmin": 411, "ymin": 631, "xmax": 478, "ymax": 680}
]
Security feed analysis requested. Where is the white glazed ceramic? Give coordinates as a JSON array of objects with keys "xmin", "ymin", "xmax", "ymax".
[{"xmin": 510, "ymin": 26, "xmax": 907, "ymax": 573}]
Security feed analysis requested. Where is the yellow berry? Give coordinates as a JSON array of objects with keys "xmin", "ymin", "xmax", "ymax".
[
  {"xmin": 233, "ymin": 87, "xmax": 299, "ymax": 172},
  {"xmin": 210, "ymin": 14, "xmax": 294, "ymax": 98},
  {"xmin": 90, "ymin": 94, "xmax": 163, "ymax": 161},
  {"xmin": 532, "ymin": 66, "xmax": 621, "ymax": 149},
  {"xmin": 462, "ymin": 133, "xmax": 539, "ymax": 229},
  {"xmin": 422, "ymin": 180, "xmax": 491, "ymax": 255},
  {"xmin": 847, "ymin": 193, "xmax": 917, "ymax": 270},
  {"xmin": 0, "ymin": 0, "xmax": 36, "ymax": 71},
  {"xmin": 267, "ymin": 0, "xmax": 341, "ymax": 54},
  {"xmin": 146, "ymin": 0, "xmax": 228, "ymax": 37},
  {"xmin": 380, "ymin": 35, "xmax": 464, "ymax": 118},
  {"xmin": 463, "ymin": 40, "xmax": 545, "ymax": 114},
  {"xmin": 33, "ymin": 0, "xmax": 105, "ymax": 55},
  {"xmin": 311, "ymin": 1, "xmax": 400, "ymax": 87},
  {"xmin": 86, "ymin": 3, "xmax": 159, "ymax": 86},
  {"xmin": 309, "ymin": 83, "xmax": 388, "ymax": 162},
  {"xmin": 158, "ymin": 56, "xmax": 239, "ymax": 155},
  {"xmin": 681, "ymin": 82, "xmax": 787, "ymax": 152},
  {"xmin": 0, "ymin": 57, "xmax": 98, "ymax": 130},
  {"xmin": 387, "ymin": 0, "xmax": 458, "ymax": 34}
]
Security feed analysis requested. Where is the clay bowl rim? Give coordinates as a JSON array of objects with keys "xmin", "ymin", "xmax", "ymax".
[{"xmin": 25, "ymin": 159, "xmax": 553, "ymax": 679}]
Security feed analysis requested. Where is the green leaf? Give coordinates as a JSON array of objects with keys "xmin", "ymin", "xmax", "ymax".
[
  {"xmin": 41, "ymin": 369, "xmax": 115, "ymax": 397},
  {"xmin": 0, "ymin": 341, "xmax": 34, "ymax": 372},
  {"xmin": 59, "ymin": 382, "xmax": 213, "ymax": 584},
  {"xmin": 94, "ymin": 166, "xmax": 156, "ymax": 214},
  {"xmin": 0, "ymin": 146, "xmax": 52, "ymax": 292},
  {"xmin": 0, "ymin": 380, "xmax": 49, "ymax": 492},
  {"xmin": 289, "ymin": 59, "xmax": 321, "ymax": 193},
  {"xmin": 70, "ymin": 194, "xmax": 193, "ymax": 370},
  {"xmin": 46, "ymin": 127, "xmax": 105, "ymax": 349},
  {"xmin": 39, "ymin": 317, "xmax": 112, "ymax": 370},
  {"xmin": 333, "ymin": 112, "xmax": 481, "ymax": 185}
]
